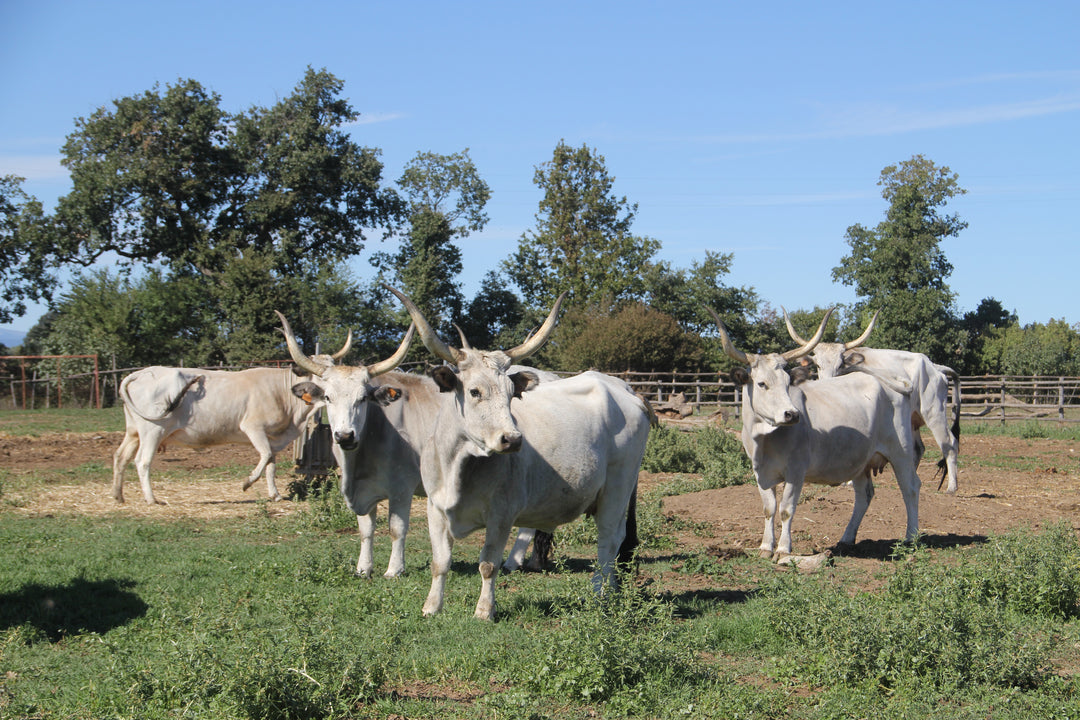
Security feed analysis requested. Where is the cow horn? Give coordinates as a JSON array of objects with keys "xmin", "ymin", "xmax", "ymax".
[
  {"xmin": 505, "ymin": 291, "xmax": 567, "ymax": 362},
  {"xmin": 782, "ymin": 306, "xmax": 810, "ymax": 345},
  {"xmin": 781, "ymin": 307, "xmax": 833, "ymax": 361},
  {"xmin": 453, "ymin": 324, "xmax": 473, "ymax": 350},
  {"xmin": 706, "ymin": 307, "xmax": 748, "ymax": 365},
  {"xmin": 384, "ymin": 285, "xmax": 460, "ymax": 364},
  {"xmin": 330, "ymin": 329, "xmax": 353, "ymax": 360},
  {"xmin": 844, "ymin": 310, "xmax": 879, "ymax": 350},
  {"xmin": 276, "ymin": 310, "xmax": 326, "ymax": 377},
  {"xmin": 367, "ymin": 323, "xmax": 416, "ymax": 377}
]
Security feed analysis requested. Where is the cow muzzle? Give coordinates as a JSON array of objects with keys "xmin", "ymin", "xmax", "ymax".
[
  {"xmin": 495, "ymin": 430, "xmax": 523, "ymax": 454},
  {"xmin": 334, "ymin": 430, "xmax": 359, "ymax": 451},
  {"xmin": 778, "ymin": 409, "xmax": 801, "ymax": 426}
]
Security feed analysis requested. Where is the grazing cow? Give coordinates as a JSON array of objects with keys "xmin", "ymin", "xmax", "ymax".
[
  {"xmin": 711, "ymin": 308, "xmax": 921, "ymax": 558},
  {"xmin": 783, "ymin": 309, "xmax": 961, "ymax": 492},
  {"xmin": 113, "ymin": 334, "xmax": 356, "ymax": 504},
  {"xmin": 389, "ymin": 286, "xmax": 651, "ymax": 620},
  {"xmin": 280, "ymin": 312, "xmax": 545, "ymax": 578}
]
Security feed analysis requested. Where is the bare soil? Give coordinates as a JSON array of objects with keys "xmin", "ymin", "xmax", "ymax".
[{"xmin": 2, "ymin": 429, "xmax": 1079, "ymax": 562}]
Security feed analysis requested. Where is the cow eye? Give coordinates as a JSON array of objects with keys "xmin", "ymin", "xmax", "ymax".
[
  {"xmin": 757, "ymin": 381, "xmax": 768, "ymax": 390},
  {"xmin": 469, "ymin": 388, "xmax": 482, "ymax": 399}
]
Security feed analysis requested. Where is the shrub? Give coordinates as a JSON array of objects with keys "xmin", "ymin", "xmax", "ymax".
[{"xmin": 642, "ymin": 424, "xmax": 751, "ymax": 487}]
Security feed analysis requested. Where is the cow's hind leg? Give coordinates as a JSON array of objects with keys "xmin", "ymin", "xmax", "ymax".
[
  {"xmin": 111, "ymin": 428, "xmax": 140, "ymax": 503},
  {"xmin": 838, "ymin": 473, "xmax": 875, "ymax": 548},
  {"xmin": 502, "ymin": 527, "xmax": 535, "ymax": 572},
  {"xmin": 132, "ymin": 427, "xmax": 166, "ymax": 505}
]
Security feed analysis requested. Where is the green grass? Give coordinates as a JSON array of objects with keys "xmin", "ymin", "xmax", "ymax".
[
  {"xmin": 2, "ymin": 414, "xmax": 1080, "ymax": 718},
  {"xmin": 0, "ymin": 406, "xmax": 126, "ymax": 436}
]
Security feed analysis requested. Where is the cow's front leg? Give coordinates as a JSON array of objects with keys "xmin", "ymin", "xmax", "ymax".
[
  {"xmin": 475, "ymin": 524, "xmax": 512, "ymax": 621},
  {"xmin": 757, "ymin": 483, "xmax": 778, "ymax": 557},
  {"xmin": 775, "ymin": 479, "xmax": 804, "ymax": 558},
  {"xmin": 263, "ymin": 457, "xmax": 283, "ymax": 501},
  {"xmin": 384, "ymin": 496, "xmax": 410, "ymax": 578},
  {"xmin": 355, "ymin": 509, "xmax": 377, "ymax": 577},
  {"xmin": 423, "ymin": 501, "xmax": 454, "ymax": 616}
]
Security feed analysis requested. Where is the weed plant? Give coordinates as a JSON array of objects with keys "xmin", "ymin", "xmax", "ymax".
[{"xmin": 641, "ymin": 424, "xmax": 751, "ymax": 487}]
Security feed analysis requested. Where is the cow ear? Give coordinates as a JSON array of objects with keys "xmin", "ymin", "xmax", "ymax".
[
  {"xmin": 371, "ymin": 385, "xmax": 403, "ymax": 406},
  {"xmin": 730, "ymin": 367, "xmax": 750, "ymax": 386},
  {"xmin": 431, "ymin": 366, "xmax": 460, "ymax": 393},
  {"xmin": 789, "ymin": 365, "xmax": 814, "ymax": 386},
  {"xmin": 510, "ymin": 371, "xmax": 540, "ymax": 398},
  {"xmin": 842, "ymin": 351, "xmax": 865, "ymax": 368},
  {"xmin": 290, "ymin": 364, "xmax": 309, "ymax": 377},
  {"xmin": 292, "ymin": 381, "xmax": 324, "ymax": 405}
]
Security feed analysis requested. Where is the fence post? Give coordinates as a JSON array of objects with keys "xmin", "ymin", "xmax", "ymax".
[
  {"xmin": 999, "ymin": 378, "xmax": 1006, "ymax": 424},
  {"xmin": 1060, "ymin": 377, "xmax": 1066, "ymax": 422}
]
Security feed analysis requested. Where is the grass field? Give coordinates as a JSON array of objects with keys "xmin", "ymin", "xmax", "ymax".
[{"xmin": 1, "ymin": 411, "xmax": 1079, "ymax": 719}]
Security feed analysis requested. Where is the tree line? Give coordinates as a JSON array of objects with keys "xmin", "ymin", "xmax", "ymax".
[{"xmin": 2, "ymin": 68, "xmax": 1078, "ymax": 377}]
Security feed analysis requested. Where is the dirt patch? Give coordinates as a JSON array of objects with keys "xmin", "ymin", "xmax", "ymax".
[{"xmin": 2, "ymin": 430, "xmax": 1080, "ymax": 554}]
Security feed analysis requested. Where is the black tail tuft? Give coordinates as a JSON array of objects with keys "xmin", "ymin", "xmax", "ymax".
[{"xmin": 617, "ymin": 487, "xmax": 639, "ymax": 572}]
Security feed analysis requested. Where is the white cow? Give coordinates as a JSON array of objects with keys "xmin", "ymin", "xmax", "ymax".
[
  {"xmin": 114, "ymin": 367, "xmax": 326, "ymax": 505},
  {"xmin": 390, "ymin": 286, "xmax": 652, "ymax": 620},
  {"xmin": 783, "ymin": 309, "xmax": 961, "ymax": 492},
  {"xmin": 712, "ymin": 308, "xmax": 922, "ymax": 558},
  {"xmin": 280, "ymin": 312, "xmax": 545, "ymax": 578}
]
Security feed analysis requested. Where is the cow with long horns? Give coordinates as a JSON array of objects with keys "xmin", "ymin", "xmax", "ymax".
[
  {"xmin": 388, "ymin": 286, "xmax": 651, "ymax": 620},
  {"xmin": 783, "ymin": 308, "xmax": 961, "ymax": 493},
  {"xmin": 711, "ymin": 308, "xmax": 922, "ymax": 558}
]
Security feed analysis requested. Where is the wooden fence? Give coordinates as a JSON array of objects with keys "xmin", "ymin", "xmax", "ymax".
[{"xmin": 2, "ymin": 358, "xmax": 1080, "ymax": 424}]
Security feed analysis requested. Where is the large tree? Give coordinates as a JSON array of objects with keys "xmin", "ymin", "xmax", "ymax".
[
  {"xmin": 54, "ymin": 68, "xmax": 402, "ymax": 277},
  {"xmin": 504, "ymin": 141, "xmax": 660, "ymax": 309},
  {"xmin": 832, "ymin": 155, "xmax": 966, "ymax": 362},
  {"xmin": 0, "ymin": 175, "xmax": 56, "ymax": 323},
  {"xmin": 373, "ymin": 149, "xmax": 490, "ymax": 336}
]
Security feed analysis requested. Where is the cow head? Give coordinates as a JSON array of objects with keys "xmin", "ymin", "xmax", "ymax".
[
  {"xmin": 385, "ymin": 284, "xmax": 564, "ymax": 457},
  {"xmin": 782, "ymin": 307, "xmax": 878, "ymax": 379},
  {"xmin": 278, "ymin": 311, "xmax": 415, "ymax": 451},
  {"xmin": 709, "ymin": 307, "xmax": 832, "ymax": 428}
]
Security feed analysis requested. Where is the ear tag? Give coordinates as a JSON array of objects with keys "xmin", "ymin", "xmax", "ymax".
[
  {"xmin": 301, "ymin": 392, "xmax": 315, "ymax": 405},
  {"xmin": 387, "ymin": 388, "xmax": 401, "ymax": 400}
]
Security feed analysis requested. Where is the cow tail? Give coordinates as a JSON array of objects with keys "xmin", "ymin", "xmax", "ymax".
[
  {"xmin": 122, "ymin": 373, "xmax": 203, "ymax": 422},
  {"xmin": 935, "ymin": 368, "xmax": 962, "ymax": 491},
  {"xmin": 617, "ymin": 485, "xmax": 639, "ymax": 572}
]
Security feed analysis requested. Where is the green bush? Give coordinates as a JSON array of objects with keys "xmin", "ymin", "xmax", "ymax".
[
  {"xmin": 762, "ymin": 537, "xmax": 1064, "ymax": 692},
  {"xmin": 642, "ymin": 424, "xmax": 752, "ymax": 486}
]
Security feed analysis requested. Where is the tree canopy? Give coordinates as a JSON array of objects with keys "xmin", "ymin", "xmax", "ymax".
[
  {"xmin": 0, "ymin": 175, "xmax": 56, "ymax": 323},
  {"xmin": 504, "ymin": 141, "xmax": 660, "ymax": 309},
  {"xmin": 832, "ymin": 154, "xmax": 967, "ymax": 363}
]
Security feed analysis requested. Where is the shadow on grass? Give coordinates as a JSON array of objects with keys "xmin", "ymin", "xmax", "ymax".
[
  {"xmin": 0, "ymin": 577, "xmax": 148, "ymax": 642},
  {"xmin": 831, "ymin": 532, "xmax": 990, "ymax": 560}
]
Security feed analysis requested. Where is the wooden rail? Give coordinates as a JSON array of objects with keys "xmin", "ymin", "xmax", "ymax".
[{"xmin": 3, "ymin": 361, "xmax": 1080, "ymax": 424}]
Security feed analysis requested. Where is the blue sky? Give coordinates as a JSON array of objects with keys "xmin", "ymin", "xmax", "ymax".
[{"xmin": 2, "ymin": 1, "xmax": 1078, "ymax": 338}]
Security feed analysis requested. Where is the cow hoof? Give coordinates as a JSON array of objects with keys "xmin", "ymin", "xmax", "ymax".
[
  {"xmin": 269, "ymin": 494, "xmax": 283, "ymax": 502},
  {"xmin": 758, "ymin": 548, "xmax": 774, "ymax": 560}
]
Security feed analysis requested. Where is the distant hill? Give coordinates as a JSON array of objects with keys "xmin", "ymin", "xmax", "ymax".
[{"xmin": 0, "ymin": 328, "xmax": 27, "ymax": 349}]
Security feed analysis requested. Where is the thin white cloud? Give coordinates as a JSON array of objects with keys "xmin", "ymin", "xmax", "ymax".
[
  {"xmin": 0, "ymin": 155, "xmax": 68, "ymax": 181},
  {"xmin": 347, "ymin": 111, "xmax": 406, "ymax": 126}
]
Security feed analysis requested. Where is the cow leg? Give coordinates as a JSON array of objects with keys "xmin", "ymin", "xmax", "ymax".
[
  {"xmin": 475, "ymin": 522, "xmax": 513, "ymax": 620},
  {"xmin": 384, "ymin": 494, "xmax": 411, "ymax": 578},
  {"xmin": 263, "ymin": 456, "xmax": 283, "ymax": 501},
  {"xmin": 592, "ymin": 491, "xmax": 634, "ymax": 593},
  {"xmin": 774, "ymin": 479, "xmax": 804, "ymax": 558},
  {"xmin": 422, "ymin": 500, "xmax": 454, "ymax": 617},
  {"xmin": 893, "ymin": 461, "xmax": 922, "ymax": 543},
  {"xmin": 838, "ymin": 473, "xmax": 875, "ymax": 547},
  {"xmin": 926, "ymin": 419, "xmax": 959, "ymax": 494},
  {"xmin": 111, "ymin": 428, "xmax": 140, "ymax": 503},
  {"xmin": 240, "ymin": 429, "xmax": 282, "ymax": 500},
  {"xmin": 132, "ymin": 427, "xmax": 166, "ymax": 505},
  {"xmin": 502, "ymin": 527, "xmax": 535, "ymax": 572},
  {"xmin": 757, "ymin": 484, "xmax": 779, "ymax": 558},
  {"xmin": 355, "ymin": 509, "xmax": 377, "ymax": 577}
]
